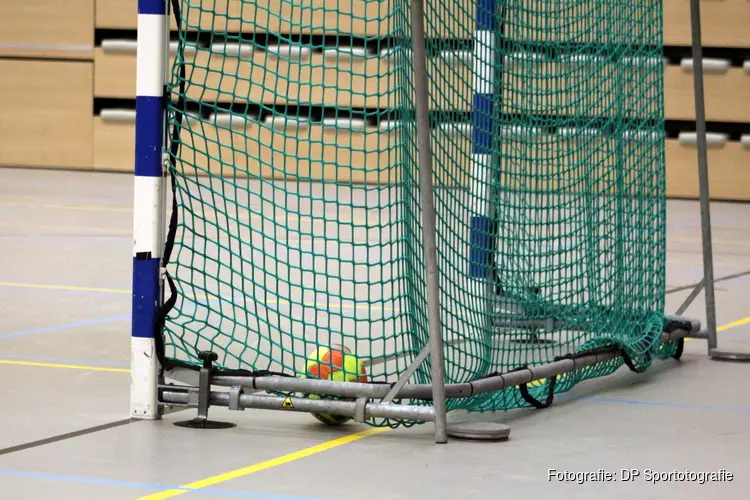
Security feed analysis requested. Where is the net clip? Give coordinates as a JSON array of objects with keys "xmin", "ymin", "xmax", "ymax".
[
  {"xmin": 161, "ymin": 151, "xmax": 170, "ymax": 175},
  {"xmin": 228, "ymin": 385, "xmax": 245, "ymax": 411},
  {"xmin": 353, "ymin": 397, "xmax": 368, "ymax": 423}
]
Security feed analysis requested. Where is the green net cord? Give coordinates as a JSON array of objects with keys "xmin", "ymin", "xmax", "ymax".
[{"xmin": 160, "ymin": 0, "xmax": 671, "ymax": 425}]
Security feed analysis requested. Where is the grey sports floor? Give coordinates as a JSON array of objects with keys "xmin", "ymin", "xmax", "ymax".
[{"xmin": 1, "ymin": 166, "xmax": 749, "ymax": 500}]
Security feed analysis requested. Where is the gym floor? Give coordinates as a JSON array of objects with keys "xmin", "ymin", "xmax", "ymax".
[{"xmin": 1, "ymin": 166, "xmax": 749, "ymax": 500}]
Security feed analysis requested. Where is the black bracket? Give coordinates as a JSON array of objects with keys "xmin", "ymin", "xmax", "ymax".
[{"xmin": 173, "ymin": 351, "xmax": 237, "ymax": 429}]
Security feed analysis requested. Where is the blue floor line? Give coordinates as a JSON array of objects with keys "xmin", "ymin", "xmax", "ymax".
[
  {"xmin": 0, "ymin": 469, "xmax": 326, "ymax": 500},
  {"xmin": 0, "ymin": 296, "xmax": 223, "ymax": 340},
  {"xmin": 561, "ymin": 395, "xmax": 750, "ymax": 414},
  {"xmin": 0, "ymin": 315, "xmax": 130, "ymax": 340}
]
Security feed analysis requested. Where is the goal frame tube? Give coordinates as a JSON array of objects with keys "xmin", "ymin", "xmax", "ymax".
[
  {"xmin": 130, "ymin": 0, "xmax": 169, "ymax": 420},
  {"xmin": 409, "ymin": 0, "xmax": 449, "ymax": 444},
  {"xmin": 161, "ymin": 390, "xmax": 438, "ymax": 422},
  {"xmin": 159, "ymin": 325, "xmax": 694, "ymax": 420},
  {"xmin": 468, "ymin": 0, "xmax": 498, "ymax": 280},
  {"xmin": 163, "ymin": 326, "xmax": 696, "ymax": 403},
  {"xmin": 664, "ymin": 0, "xmax": 749, "ymax": 361},
  {"xmin": 131, "ymin": 0, "xmax": 724, "ymax": 425}
]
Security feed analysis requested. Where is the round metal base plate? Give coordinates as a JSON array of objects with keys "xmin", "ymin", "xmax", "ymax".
[
  {"xmin": 447, "ymin": 421, "xmax": 511, "ymax": 441},
  {"xmin": 173, "ymin": 418, "xmax": 237, "ymax": 429},
  {"xmin": 710, "ymin": 349, "xmax": 750, "ymax": 362}
]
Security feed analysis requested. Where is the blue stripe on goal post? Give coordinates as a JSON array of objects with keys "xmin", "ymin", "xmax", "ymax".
[
  {"xmin": 131, "ymin": 0, "xmax": 168, "ymax": 420},
  {"xmin": 468, "ymin": 0, "xmax": 497, "ymax": 280}
]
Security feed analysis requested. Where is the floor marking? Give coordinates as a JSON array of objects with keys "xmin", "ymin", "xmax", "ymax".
[
  {"xmin": 1, "ymin": 266, "xmax": 743, "ymax": 316},
  {"xmin": 0, "ymin": 359, "xmax": 129, "ymax": 373},
  {"xmin": 0, "ymin": 353, "xmax": 128, "ymax": 368},
  {"xmin": 0, "ymin": 314, "xmax": 130, "ymax": 340},
  {"xmin": 0, "ymin": 469, "xmax": 323, "ymax": 499},
  {"xmin": 0, "ymin": 221, "xmax": 130, "ymax": 236},
  {"xmin": 1, "ymin": 201, "xmax": 746, "ymax": 239},
  {"xmin": 0, "ymin": 281, "xmax": 129, "ymax": 295},
  {"xmin": 137, "ymin": 426, "xmax": 391, "ymax": 499},
  {"xmin": 563, "ymin": 396, "xmax": 750, "ymax": 414},
  {"xmin": 717, "ymin": 316, "xmax": 750, "ymax": 333},
  {"xmin": 668, "ymin": 216, "xmax": 732, "ymax": 230},
  {"xmin": 0, "ymin": 202, "xmax": 131, "ymax": 213},
  {"xmin": 0, "ymin": 281, "xmax": 395, "ymax": 312},
  {"xmin": 666, "ymin": 269, "xmax": 750, "ymax": 295},
  {"xmin": 681, "ymin": 315, "xmax": 749, "ymax": 344},
  {"xmin": 0, "ymin": 314, "xmax": 743, "ymax": 375},
  {"xmin": 0, "ymin": 419, "xmax": 135, "ymax": 456}
]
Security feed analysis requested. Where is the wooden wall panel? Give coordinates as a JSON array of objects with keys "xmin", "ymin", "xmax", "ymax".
[
  {"xmin": 0, "ymin": 0, "xmax": 94, "ymax": 59},
  {"xmin": 665, "ymin": 61, "xmax": 750, "ymax": 122},
  {"xmin": 0, "ymin": 60, "xmax": 93, "ymax": 169}
]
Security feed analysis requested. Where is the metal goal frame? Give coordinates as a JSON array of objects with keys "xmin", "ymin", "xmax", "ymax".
[{"xmin": 129, "ymin": 0, "xmax": 738, "ymax": 444}]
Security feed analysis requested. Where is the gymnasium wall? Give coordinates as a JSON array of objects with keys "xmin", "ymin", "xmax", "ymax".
[{"xmin": 0, "ymin": 0, "xmax": 748, "ymax": 200}]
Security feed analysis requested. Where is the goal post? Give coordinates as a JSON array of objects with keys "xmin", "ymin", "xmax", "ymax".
[
  {"xmin": 130, "ymin": 0, "xmax": 708, "ymax": 441},
  {"xmin": 130, "ymin": 0, "xmax": 170, "ymax": 420}
]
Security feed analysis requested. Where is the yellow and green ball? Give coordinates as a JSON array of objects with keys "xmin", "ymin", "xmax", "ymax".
[{"xmin": 304, "ymin": 344, "xmax": 367, "ymax": 425}]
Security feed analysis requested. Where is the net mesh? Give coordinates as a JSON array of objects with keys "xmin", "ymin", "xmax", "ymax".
[{"xmin": 160, "ymin": 0, "xmax": 675, "ymax": 423}]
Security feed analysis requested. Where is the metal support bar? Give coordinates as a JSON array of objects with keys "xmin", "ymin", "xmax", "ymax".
[
  {"xmin": 162, "ymin": 390, "xmax": 437, "ymax": 422},
  {"xmin": 169, "ymin": 328, "xmax": 695, "ymax": 403},
  {"xmin": 409, "ymin": 0, "xmax": 448, "ymax": 443},
  {"xmin": 688, "ymin": 0, "xmax": 718, "ymax": 352},
  {"xmin": 688, "ymin": 0, "xmax": 750, "ymax": 362},
  {"xmin": 674, "ymin": 278, "xmax": 704, "ymax": 317},
  {"xmin": 495, "ymin": 315, "xmax": 701, "ymax": 340},
  {"xmin": 381, "ymin": 344, "xmax": 430, "ymax": 404},
  {"xmin": 161, "ymin": 333, "xmax": 693, "ymax": 423},
  {"xmin": 688, "ymin": 330, "xmax": 709, "ymax": 340}
]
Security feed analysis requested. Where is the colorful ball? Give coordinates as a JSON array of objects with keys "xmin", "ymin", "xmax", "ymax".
[{"xmin": 304, "ymin": 344, "xmax": 367, "ymax": 425}]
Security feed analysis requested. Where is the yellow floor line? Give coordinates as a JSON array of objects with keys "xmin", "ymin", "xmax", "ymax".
[
  {"xmin": 0, "ymin": 312, "xmax": 744, "ymax": 377},
  {"xmin": 0, "ymin": 281, "xmax": 396, "ymax": 311},
  {"xmin": 0, "ymin": 314, "xmax": 745, "ymax": 497},
  {"xmin": 137, "ymin": 426, "xmax": 391, "ymax": 500},
  {"xmin": 684, "ymin": 315, "xmax": 749, "ymax": 343},
  {"xmin": 0, "ymin": 281, "xmax": 130, "ymax": 295},
  {"xmin": 0, "ymin": 221, "xmax": 130, "ymax": 235},
  {"xmin": 0, "ymin": 202, "xmax": 131, "ymax": 213},
  {"xmin": 717, "ymin": 316, "xmax": 750, "ymax": 332},
  {"xmin": 0, "ymin": 201, "xmax": 389, "ymax": 226},
  {"xmin": 135, "ymin": 314, "xmax": 748, "ymax": 498},
  {"xmin": 0, "ymin": 360, "xmax": 129, "ymax": 373}
]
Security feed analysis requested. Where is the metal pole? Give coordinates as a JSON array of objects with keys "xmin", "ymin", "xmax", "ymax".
[
  {"xmin": 688, "ymin": 0, "xmax": 718, "ymax": 352},
  {"xmin": 170, "ymin": 328, "xmax": 698, "ymax": 400},
  {"xmin": 130, "ymin": 0, "xmax": 169, "ymax": 420},
  {"xmin": 408, "ymin": 0, "xmax": 448, "ymax": 444},
  {"xmin": 688, "ymin": 0, "xmax": 750, "ymax": 361},
  {"xmin": 162, "ymin": 390, "xmax": 438, "ymax": 422},
  {"xmin": 162, "ymin": 324, "xmax": 698, "ymax": 421}
]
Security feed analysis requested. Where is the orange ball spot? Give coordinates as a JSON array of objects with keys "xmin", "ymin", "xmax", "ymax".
[{"xmin": 309, "ymin": 345, "xmax": 350, "ymax": 380}]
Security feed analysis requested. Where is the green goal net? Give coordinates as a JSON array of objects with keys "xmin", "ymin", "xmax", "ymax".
[{"xmin": 158, "ymin": 0, "xmax": 677, "ymax": 424}]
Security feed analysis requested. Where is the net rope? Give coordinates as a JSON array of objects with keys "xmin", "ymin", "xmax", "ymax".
[{"xmin": 159, "ymin": 0, "xmax": 676, "ymax": 424}]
